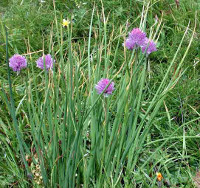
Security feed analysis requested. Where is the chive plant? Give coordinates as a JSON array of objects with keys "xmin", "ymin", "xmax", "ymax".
[{"xmin": 1, "ymin": 3, "xmax": 197, "ymax": 187}]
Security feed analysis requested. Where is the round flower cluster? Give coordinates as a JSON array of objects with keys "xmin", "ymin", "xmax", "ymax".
[
  {"xmin": 36, "ymin": 54, "xmax": 54, "ymax": 70},
  {"xmin": 9, "ymin": 54, "xmax": 27, "ymax": 73},
  {"xmin": 9, "ymin": 54, "xmax": 55, "ymax": 73},
  {"xmin": 125, "ymin": 28, "xmax": 157, "ymax": 55},
  {"xmin": 95, "ymin": 78, "xmax": 115, "ymax": 97}
]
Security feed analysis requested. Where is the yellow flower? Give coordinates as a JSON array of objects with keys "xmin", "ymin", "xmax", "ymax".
[
  {"xmin": 62, "ymin": 19, "xmax": 70, "ymax": 27},
  {"xmin": 156, "ymin": 172, "xmax": 163, "ymax": 181}
]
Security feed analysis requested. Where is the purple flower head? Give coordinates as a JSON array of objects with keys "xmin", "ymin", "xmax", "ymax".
[
  {"xmin": 9, "ymin": 54, "xmax": 27, "ymax": 73},
  {"xmin": 95, "ymin": 78, "xmax": 115, "ymax": 97},
  {"xmin": 141, "ymin": 38, "xmax": 157, "ymax": 55},
  {"xmin": 125, "ymin": 28, "xmax": 146, "ymax": 50},
  {"xmin": 36, "ymin": 54, "xmax": 54, "ymax": 70},
  {"xmin": 125, "ymin": 38, "xmax": 136, "ymax": 50}
]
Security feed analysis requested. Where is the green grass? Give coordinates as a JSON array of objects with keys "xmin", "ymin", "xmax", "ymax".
[{"xmin": 0, "ymin": 0, "xmax": 200, "ymax": 187}]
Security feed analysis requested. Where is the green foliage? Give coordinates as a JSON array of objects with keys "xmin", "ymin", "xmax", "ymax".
[{"xmin": 0, "ymin": 0, "xmax": 199, "ymax": 187}]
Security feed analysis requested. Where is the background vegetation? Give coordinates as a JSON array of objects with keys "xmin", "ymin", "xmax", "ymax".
[{"xmin": 0, "ymin": 0, "xmax": 199, "ymax": 187}]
